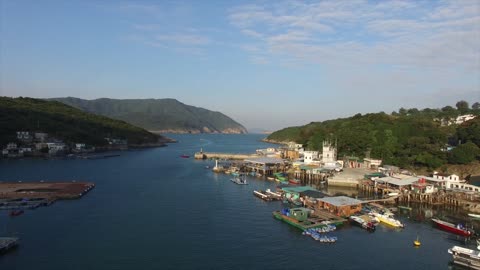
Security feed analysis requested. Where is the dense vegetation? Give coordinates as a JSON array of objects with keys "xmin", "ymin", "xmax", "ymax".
[
  {"xmin": 53, "ymin": 97, "xmax": 248, "ymax": 134},
  {"xmin": 268, "ymin": 101, "xmax": 480, "ymax": 169},
  {"xmin": 0, "ymin": 97, "xmax": 167, "ymax": 146}
]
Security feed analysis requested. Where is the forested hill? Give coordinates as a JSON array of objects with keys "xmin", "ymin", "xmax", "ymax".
[
  {"xmin": 53, "ymin": 97, "xmax": 248, "ymax": 134},
  {"xmin": 0, "ymin": 97, "xmax": 172, "ymax": 146},
  {"xmin": 267, "ymin": 101, "xmax": 480, "ymax": 169}
]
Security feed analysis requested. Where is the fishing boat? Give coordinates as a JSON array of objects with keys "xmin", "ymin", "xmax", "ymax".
[
  {"xmin": 180, "ymin": 154, "xmax": 190, "ymax": 158},
  {"xmin": 398, "ymin": 205, "xmax": 412, "ymax": 211},
  {"xmin": 372, "ymin": 211, "xmax": 404, "ymax": 228},
  {"xmin": 266, "ymin": 189, "xmax": 282, "ymax": 199},
  {"xmin": 231, "ymin": 175, "xmax": 248, "ymax": 185},
  {"xmin": 448, "ymin": 246, "xmax": 480, "ymax": 269},
  {"xmin": 349, "ymin": 216, "xmax": 376, "ymax": 232},
  {"xmin": 288, "ymin": 179, "xmax": 301, "ymax": 185},
  {"xmin": 469, "ymin": 213, "xmax": 480, "ymax": 219},
  {"xmin": 9, "ymin": 210, "xmax": 24, "ymax": 217},
  {"xmin": 432, "ymin": 218, "xmax": 473, "ymax": 237},
  {"xmin": 253, "ymin": 190, "xmax": 272, "ymax": 201}
]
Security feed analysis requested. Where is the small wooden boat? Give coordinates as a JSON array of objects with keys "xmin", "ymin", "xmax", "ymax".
[
  {"xmin": 180, "ymin": 154, "xmax": 190, "ymax": 158},
  {"xmin": 9, "ymin": 210, "xmax": 24, "ymax": 217},
  {"xmin": 288, "ymin": 179, "xmax": 301, "ymax": 185}
]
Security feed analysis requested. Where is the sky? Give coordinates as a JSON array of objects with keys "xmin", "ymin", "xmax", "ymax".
[{"xmin": 1, "ymin": 0, "xmax": 479, "ymax": 131}]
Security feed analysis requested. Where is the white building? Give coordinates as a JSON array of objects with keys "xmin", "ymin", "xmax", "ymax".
[
  {"xmin": 303, "ymin": 151, "xmax": 319, "ymax": 164},
  {"xmin": 364, "ymin": 158, "xmax": 382, "ymax": 169},
  {"xmin": 75, "ymin": 143, "xmax": 86, "ymax": 150},
  {"xmin": 46, "ymin": 142, "xmax": 66, "ymax": 153},
  {"xmin": 455, "ymin": 114, "xmax": 476, "ymax": 125},
  {"xmin": 16, "ymin": 131, "xmax": 32, "ymax": 141},
  {"xmin": 321, "ymin": 140, "xmax": 337, "ymax": 163}
]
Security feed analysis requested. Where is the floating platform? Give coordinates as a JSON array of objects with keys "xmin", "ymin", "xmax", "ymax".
[
  {"xmin": 0, "ymin": 237, "xmax": 19, "ymax": 254},
  {"xmin": 0, "ymin": 182, "xmax": 95, "ymax": 201},
  {"xmin": 273, "ymin": 211, "xmax": 344, "ymax": 231}
]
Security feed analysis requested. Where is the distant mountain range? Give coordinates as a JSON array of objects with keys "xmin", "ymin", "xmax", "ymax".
[
  {"xmin": 53, "ymin": 97, "xmax": 248, "ymax": 134},
  {"xmin": 0, "ymin": 97, "xmax": 172, "ymax": 147}
]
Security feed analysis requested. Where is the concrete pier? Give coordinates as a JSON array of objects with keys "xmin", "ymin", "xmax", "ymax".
[{"xmin": 195, "ymin": 152, "xmax": 259, "ymax": 160}]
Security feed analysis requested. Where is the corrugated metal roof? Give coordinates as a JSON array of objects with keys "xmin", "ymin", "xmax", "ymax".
[
  {"xmin": 244, "ymin": 157, "xmax": 285, "ymax": 164},
  {"xmin": 282, "ymin": 186, "xmax": 317, "ymax": 193},
  {"xmin": 374, "ymin": 176, "xmax": 419, "ymax": 186},
  {"xmin": 318, "ymin": 196, "xmax": 363, "ymax": 206}
]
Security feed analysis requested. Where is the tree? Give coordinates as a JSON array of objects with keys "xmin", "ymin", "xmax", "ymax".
[
  {"xmin": 473, "ymin": 102, "xmax": 480, "ymax": 110},
  {"xmin": 456, "ymin": 100, "xmax": 470, "ymax": 114},
  {"xmin": 399, "ymin": 108, "xmax": 407, "ymax": 115},
  {"xmin": 448, "ymin": 142, "xmax": 480, "ymax": 164}
]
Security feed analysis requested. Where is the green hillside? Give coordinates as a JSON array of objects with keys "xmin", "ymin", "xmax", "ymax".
[
  {"xmin": 53, "ymin": 97, "xmax": 248, "ymax": 134},
  {"xmin": 0, "ymin": 97, "xmax": 170, "ymax": 146},
  {"xmin": 267, "ymin": 102, "xmax": 480, "ymax": 169}
]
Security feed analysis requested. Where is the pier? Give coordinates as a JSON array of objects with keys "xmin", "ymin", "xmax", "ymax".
[{"xmin": 194, "ymin": 152, "xmax": 259, "ymax": 160}]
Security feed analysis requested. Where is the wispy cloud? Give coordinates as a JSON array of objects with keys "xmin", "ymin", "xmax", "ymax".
[{"xmin": 229, "ymin": 0, "xmax": 480, "ymax": 71}]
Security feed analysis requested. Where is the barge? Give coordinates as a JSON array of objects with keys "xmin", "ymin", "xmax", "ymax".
[
  {"xmin": 273, "ymin": 208, "xmax": 343, "ymax": 231},
  {"xmin": 0, "ymin": 237, "xmax": 19, "ymax": 254}
]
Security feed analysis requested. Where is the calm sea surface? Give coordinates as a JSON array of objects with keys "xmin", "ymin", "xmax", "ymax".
[{"xmin": 0, "ymin": 134, "xmax": 475, "ymax": 269}]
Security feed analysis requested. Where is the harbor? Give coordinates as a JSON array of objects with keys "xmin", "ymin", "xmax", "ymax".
[{"xmin": 1, "ymin": 134, "xmax": 478, "ymax": 269}]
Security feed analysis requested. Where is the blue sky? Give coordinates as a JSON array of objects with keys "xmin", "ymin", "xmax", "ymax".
[{"xmin": 1, "ymin": 0, "xmax": 479, "ymax": 131}]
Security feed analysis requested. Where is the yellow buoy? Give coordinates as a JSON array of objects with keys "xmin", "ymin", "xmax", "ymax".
[{"xmin": 413, "ymin": 236, "xmax": 421, "ymax": 247}]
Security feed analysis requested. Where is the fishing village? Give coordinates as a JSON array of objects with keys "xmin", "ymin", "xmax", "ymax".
[{"xmin": 196, "ymin": 140, "xmax": 480, "ymax": 269}]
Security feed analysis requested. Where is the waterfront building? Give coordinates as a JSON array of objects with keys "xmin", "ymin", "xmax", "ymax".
[
  {"xmin": 321, "ymin": 140, "xmax": 337, "ymax": 163},
  {"xmin": 363, "ymin": 158, "xmax": 382, "ymax": 170},
  {"xmin": 303, "ymin": 151, "xmax": 319, "ymax": 164},
  {"xmin": 16, "ymin": 131, "xmax": 32, "ymax": 142},
  {"xmin": 316, "ymin": 196, "xmax": 363, "ymax": 216},
  {"xmin": 34, "ymin": 132, "xmax": 49, "ymax": 142}
]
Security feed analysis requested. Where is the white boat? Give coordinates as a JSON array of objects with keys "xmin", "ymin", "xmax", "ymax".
[
  {"xmin": 231, "ymin": 175, "xmax": 248, "ymax": 185},
  {"xmin": 266, "ymin": 189, "xmax": 282, "ymax": 198},
  {"xmin": 448, "ymin": 246, "xmax": 480, "ymax": 270},
  {"xmin": 387, "ymin": 192, "xmax": 399, "ymax": 197},
  {"xmin": 372, "ymin": 211, "xmax": 404, "ymax": 228},
  {"xmin": 468, "ymin": 213, "xmax": 480, "ymax": 219}
]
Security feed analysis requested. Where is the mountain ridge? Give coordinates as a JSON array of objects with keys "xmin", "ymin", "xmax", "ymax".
[{"xmin": 52, "ymin": 97, "xmax": 248, "ymax": 134}]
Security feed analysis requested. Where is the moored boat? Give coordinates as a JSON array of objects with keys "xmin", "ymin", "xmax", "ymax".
[
  {"xmin": 350, "ymin": 215, "xmax": 376, "ymax": 232},
  {"xmin": 432, "ymin": 218, "xmax": 473, "ymax": 237},
  {"xmin": 253, "ymin": 190, "xmax": 272, "ymax": 201},
  {"xmin": 231, "ymin": 175, "xmax": 248, "ymax": 185},
  {"xmin": 288, "ymin": 179, "xmax": 301, "ymax": 185},
  {"xmin": 372, "ymin": 212, "xmax": 404, "ymax": 228},
  {"xmin": 9, "ymin": 210, "xmax": 24, "ymax": 217},
  {"xmin": 469, "ymin": 213, "xmax": 480, "ymax": 219},
  {"xmin": 448, "ymin": 246, "xmax": 480, "ymax": 270},
  {"xmin": 180, "ymin": 154, "xmax": 190, "ymax": 158}
]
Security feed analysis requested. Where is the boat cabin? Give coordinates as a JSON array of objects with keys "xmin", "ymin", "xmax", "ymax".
[{"xmin": 289, "ymin": 208, "xmax": 309, "ymax": 222}]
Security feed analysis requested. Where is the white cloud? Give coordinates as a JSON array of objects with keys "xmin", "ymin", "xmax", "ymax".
[{"xmin": 229, "ymin": 0, "xmax": 480, "ymax": 71}]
